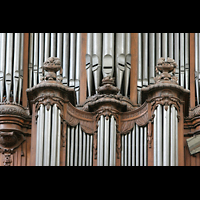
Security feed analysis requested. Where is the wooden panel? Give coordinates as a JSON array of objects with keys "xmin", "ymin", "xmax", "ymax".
[
  {"xmin": 22, "ymin": 33, "xmax": 29, "ymax": 108},
  {"xmin": 80, "ymin": 33, "xmax": 87, "ymax": 105},
  {"xmin": 130, "ymin": 33, "xmax": 138, "ymax": 105}
]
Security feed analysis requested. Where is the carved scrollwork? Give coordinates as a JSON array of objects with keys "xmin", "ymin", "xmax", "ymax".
[
  {"xmin": 120, "ymin": 102, "xmax": 149, "ymax": 135},
  {"xmin": 65, "ymin": 103, "xmax": 95, "ymax": 134}
]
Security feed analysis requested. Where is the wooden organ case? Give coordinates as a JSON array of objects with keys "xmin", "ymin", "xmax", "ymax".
[{"xmin": 0, "ymin": 33, "xmax": 199, "ymax": 166}]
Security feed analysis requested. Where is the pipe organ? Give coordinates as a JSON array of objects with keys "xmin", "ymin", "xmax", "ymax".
[{"xmin": 0, "ymin": 33, "xmax": 200, "ymax": 166}]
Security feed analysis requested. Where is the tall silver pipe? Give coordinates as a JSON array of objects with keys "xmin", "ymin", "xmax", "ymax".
[
  {"xmin": 50, "ymin": 104, "xmax": 58, "ymax": 166},
  {"xmin": 153, "ymin": 109, "xmax": 157, "ymax": 166},
  {"xmin": 169, "ymin": 33, "xmax": 173, "ymax": 59},
  {"xmin": 43, "ymin": 105, "xmax": 51, "ymax": 166},
  {"xmin": 38, "ymin": 104, "xmax": 44, "ymax": 166},
  {"xmin": 156, "ymin": 33, "xmax": 161, "ymax": 65},
  {"xmin": 97, "ymin": 119, "xmax": 100, "ymax": 166},
  {"xmin": 102, "ymin": 33, "xmax": 114, "ymax": 78},
  {"xmin": 136, "ymin": 124, "xmax": 139, "ymax": 166},
  {"xmin": 56, "ymin": 109, "xmax": 61, "ymax": 166},
  {"xmin": 82, "ymin": 130, "xmax": 86, "ymax": 166},
  {"xmin": 18, "ymin": 33, "xmax": 24, "ymax": 104},
  {"xmin": 99, "ymin": 115, "xmax": 104, "ymax": 166},
  {"xmin": 170, "ymin": 105, "xmax": 176, "ymax": 166},
  {"xmin": 114, "ymin": 119, "xmax": 116, "ymax": 166},
  {"xmin": 128, "ymin": 131, "xmax": 131, "ymax": 166},
  {"xmin": 157, "ymin": 104, "xmax": 163, "ymax": 166},
  {"xmin": 132, "ymin": 125, "xmax": 136, "ymax": 166},
  {"xmin": 74, "ymin": 125, "xmax": 79, "ymax": 166},
  {"xmin": 6, "ymin": 33, "xmax": 13, "ymax": 102},
  {"xmin": 51, "ymin": 33, "xmax": 56, "ymax": 57},
  {"xmin": 143, "ymin": 33, "xmax": 148, "ymax": 87},
  {"xmin": 109, "ymin": 116, "xmax": 115, "ymax": 166},
  {"xmin": 70, "ymin": 127, "xmax": 75, "ymax": 166},
  {"xmin": 185, "ymin": 33, "xmax": 189, "ymax": 90},
  {"xmin": 104, "ymin": 117, "xmax": 109, "ymax": 166},
  {"xmin": 140, "ymin": 127, "xmax": 143, "ymax": 166},
  {"xmin": 75, "ymin": 33, "xmax": 81, "ymax": 104},
  {"xmin": 144, "ymin": 126, "xmax": 147, "ymax": 166},
  {"xmin": 149, "ymin": 33, "xmax": 155, "ymax": 84},
  {"xmin": 57, "ymin": 33, "xmax": 63, "ymax": 75},
  {"xmin": 45, "ymin": 33, "xmax": 50, "ymax": 61},
  {"xmin": 175, "ymin": 33, "xmax": 180, "ymax": 84},
  {"xmin": 78, "ymin": 125, "xmax": 82, "ymax": 166},
  {"xmin": 39, "ymin": 33, "xmax": 44, "ymax": 83},
  {"xmin": 163, "ymin": 106, "xmax": 170, "ymax": 166},
  {"xmin": 180, "ymin": 33, "xmax": 185, "ymax": 88},
  {"xmin": 92, "ymin": 33, "xmax": 102, "ymax": 93},
  {"xmin": 66, "ymin": 126, "xmax": 70, "ymax": 166},
  {"xmin": 29, "ymin": 33, "xmax": 33, "ymax": 88},
  {"xmin": 175, "ymin": 109, "xmax": 178, "ymax": 166},
  {"xmin": 121, "ymin": 134, "xmax": 124, "ymax": 166},
  {"xmin": 116, "ymin": 33, "xmax": 126, "ymax": 91},
  {"xmin": 124, "ymin": 134, "xmax": 128, "ymax": 166},
  {"xmin": 86, "ymin": 33, "xmax": 93, "ymax": 96},
  {"xmin": 69, "ymin": 33, "xmax": 76, "ymax": 88},
  {"xmin": 63, "ymin": 33, "xmax": 69, "ymax": 86},
  {"xmin": 162, "ymin": 33, "xmax": 168, "ymax": 61},
  {"xmin": 35, "ymin": 109, "xmax": 40, "ymax": 166},
  {"xmin": 137, "ymin": 33, "xmax": 142, "ymax": 104},
  {"xmin": 0, "ymin": 33, "xmax": 6, "ymax": 102},
  {"xmin": 124, "ymin": 33, "xmax": 131, "ymax": 96},
  {"xmin": 89, "ymin": 135, "xmax": 93, "ymax": 166},
  {"xmin": 13, "ymin": 33, "xmax": 20, "ymax": 103},
  {"xmin": 33, "ymin": 33, "xmax": 39, "ymax": 86},
  {"xmin": 86, "ymin": 134, "xmax": 90, "ymax": 166}
]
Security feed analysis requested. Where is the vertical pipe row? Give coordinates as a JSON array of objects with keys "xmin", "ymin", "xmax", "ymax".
[
  {"xmin": 138, "ymin": 33, "xmax": 190, "ymax": 104},
  {"xmin": 86, "ymin": 33, "xmax": 132, "ymax": 97},
  {"xmin": 97, "ymin": 115, "xmax": 117, "ymax": 166},
  {"xmin": 0, "ymin": 34, "xmax": 24, "ymax": 104},
  {"xmin": 35, "ymin": 104, "xmax": 61, "ymax": 166},
  {"xmin": 121, "ymin": 124, "xmax": 148, "ymax": 166},
  {"xmin": 28, "ymin": 33, "xmax": 81, "ymax": 104},
  {"xmin": 153, "ymin": 105, "xmax": 179, "ymax": 166},
  {"xmin": 66, "ymin": 124, "xmax": 93, "ymax": 166}
]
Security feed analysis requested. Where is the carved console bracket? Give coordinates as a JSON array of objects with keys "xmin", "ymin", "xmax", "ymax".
[{"xmin": 0, "ymin": 103, "xmax": 31, "ymax": 166}]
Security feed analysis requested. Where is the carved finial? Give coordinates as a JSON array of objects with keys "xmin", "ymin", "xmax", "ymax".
[
  {"xmin": 42, "ymin": 57, "xmax": 63, "ymax": 82},
  {"xmin": 97, "ymin": 77, "xmax": 120, "ymax": 95},
  {"xmin": 154, "ymin": 57, "xmax": 178, "ymax": 84}
]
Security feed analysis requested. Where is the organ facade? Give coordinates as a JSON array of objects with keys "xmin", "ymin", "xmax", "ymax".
[{"xmin": 0, "ymin": 33, "xmax": 198, "ymax": 166}]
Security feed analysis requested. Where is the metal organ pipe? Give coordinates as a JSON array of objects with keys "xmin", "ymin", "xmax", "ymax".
[
  {"xmin": 103, "ymin": 33, "xmax": 114, "ymax": 78},
  {"xmin": 86, "ymin": 33, "xmax": 93, "ymax": 96},
  {"xmin": 116, "ymin": 33, "xmax": 126, "ymax": 92},
  {"xmin": 124, "ymin": 33, "xmax": 131, "ymax": 97},
  {"xmin": 0, "ymin": 33, "xmax": 6, "ymax": 102},
  {"xmin": 92, "ymin": 33, "xmax": 102, "ymax": 94}
]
